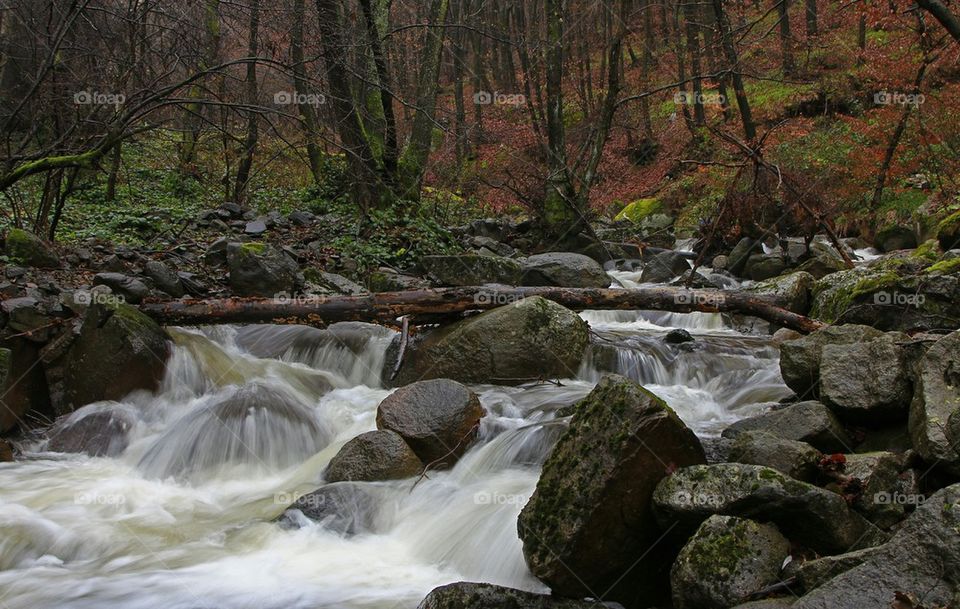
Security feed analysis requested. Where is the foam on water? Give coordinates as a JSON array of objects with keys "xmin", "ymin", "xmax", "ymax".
[{"xmin": 0, "ymin": 271, "xmax": 792, "ymax": 608}]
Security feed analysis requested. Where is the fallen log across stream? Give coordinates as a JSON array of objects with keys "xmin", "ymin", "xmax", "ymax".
[{"xmin": 138, "ymin": 286, "xmax": 827, "ymax": 334}]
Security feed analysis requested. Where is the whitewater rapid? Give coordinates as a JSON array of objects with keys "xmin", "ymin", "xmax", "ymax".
[{"xmin": 0, "ymin": 286, "xmax": 791, "ymax": 608}]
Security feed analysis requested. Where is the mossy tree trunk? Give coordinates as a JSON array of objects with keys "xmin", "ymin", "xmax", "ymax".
[{"xmin": 313, "ymin": 0, "xmax": 450, "ymax": 214}]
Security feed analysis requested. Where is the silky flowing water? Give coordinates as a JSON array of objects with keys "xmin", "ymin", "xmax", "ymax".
[{"xmin": 0, "ymin": 270, "xmax": 793, "ymax": 609}]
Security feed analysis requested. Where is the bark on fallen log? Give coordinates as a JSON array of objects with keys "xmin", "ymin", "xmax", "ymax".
[{"xmin": 139, "ymin": 286, "xmax": 826, "ymax": 334}]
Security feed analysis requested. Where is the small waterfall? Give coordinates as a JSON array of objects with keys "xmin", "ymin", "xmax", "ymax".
[
  {"xmin": 0, "ymin": 283, "xmax": 795, "ymax": 608},
  {"xmin": 235, "ymin": 323, "xmax": 396, "ymax": 388},
  {"xmin": 137, "ymin": 382, "xmax": 332, "ymax": 482},
  {"xmin": 580, "ymin": 308, "xmax": 728, "ymax": 331}
]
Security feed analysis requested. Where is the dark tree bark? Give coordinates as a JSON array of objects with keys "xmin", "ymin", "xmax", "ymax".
[
  {"xmin": 232, "ymin": 0, "xmax": 261, "ymax": 205},
  {"xmin": 712, "ymin": 0, "xmax": 756, "ymax": 140}
]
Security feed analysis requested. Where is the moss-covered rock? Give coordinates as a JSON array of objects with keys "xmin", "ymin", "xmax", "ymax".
[
  {"xmin": 936, "ymin": 210, "xmax": 960, "ymax": 251},
  {"xmin": 671, "ymin": 515, "xmax": 789, "ymax": 609},
  {"xmin": 810, "ymin": 264, "xmax": 960, "ymax": 330},
  {"xmin": 3, "ymin": 228, "xmax": 59, "ymax": 268},
  {"xmin": 873, "ymin": 225, "xmax": 917, "ymax": 252},
  {"xmin": 819, "ymin": 333, "xmax": 912, "ymax": 425},
  {"xmin": 63, "ymin": 301, "xmax": 170, "ymax": 411},
  {"xmin": 390, "ymin": 296, "xmax": 589, "ymax": 385},
  {"xmin": 652, "ymin": 463, "xmax": 882, "ymax": 554},
  {"xmin": 842, "ymin": 452, "xmax": 907, "ymax": 529},
  {"xmin": 745, "ymin": 271, "xmax": 815, "ymax": 315},
  {"xmin": 614, "ymin": 197, "xmax": 662, "ymax": 223},
  {"xmin": 517, "ymin": 374, "xmax": 706, "ymax": 605},
  {"xmin": 519, "ymin": 252, "xmax": 610, "ymax": 288}
]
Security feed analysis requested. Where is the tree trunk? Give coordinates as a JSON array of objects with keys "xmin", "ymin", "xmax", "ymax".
[
  {"xmin": 291, "ymin": 0, "xmax": 323, "ymax": 182},
  {"xmin": 915, "ymin": 0, "xmax": 960, "ymax": 43},
  {"xmin": 712, "ymin": 0, "xmax": 756, "ymax": 140},
  {"xmin": 805, "ymin": 0, "xmax": 818, "ymax": 37},
  {"xmin": 684, "ymin": 0, "xmax": 706, "ymax": 125},
  {"xmin": 140, "ymin": 286, "xmax": 826, "ymax": 334},
  {"xmin": 233, "ymin": 0, "xmax": 261, "ymax": 205},
  {"xmin": 778, "ymin": 0, "xmax": 796, "ymax": 78},
  {"xmin": 397, "ymin": 0, "xmax": 452, "ymax": 198},
  {"xmin": 542, "ymin": 0, "xmax": 579, "ymax": 240}
]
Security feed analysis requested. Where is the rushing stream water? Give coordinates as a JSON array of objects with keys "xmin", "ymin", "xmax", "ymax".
[{"xmin": 0, "ymin": 269, "xmax": 793, "ymax": 609}]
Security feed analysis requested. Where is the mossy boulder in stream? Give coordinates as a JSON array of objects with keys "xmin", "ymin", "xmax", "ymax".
[
  {"xmin": 390, "ymin": 296, "xmax": 589, "ymax": 385},
  {"xmin": 652, "ymin": 463, "xmax": 883, "ymax": 555},
  {"xmin": 745, "ymin": 271, "xmax": 815, "ymax": 315},
  {"xmin": 671, "ymin": 515, "xmax": 790, "ymax": 609},
  {"xmin": 63, "ymin": 301, "xmax": 170, "ymax": 411},
  {"xmin": 809, "ymin": 263, "xmax": 960, "ymax": 330},
  {"xmin": 3, "ymin": 228, "xmax": 59, "ymax": 268},
  {"xmin": 517, "ymin": 374, "xmax": 706, "ymax": 606}
]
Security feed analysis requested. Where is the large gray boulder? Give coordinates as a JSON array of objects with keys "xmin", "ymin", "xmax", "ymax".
[
  {"xmin": 421, "ymin": 254, "xmax": 522, "ymax": 286},
  {"xmin": 727, "ymin": 431, "xmax": 822, "ymax": 482},
  {"xmin": 63, "ymin": 302, "xmax": 169, "ymax": 411},
  {"xmin": 46, "ymin": 404, "xmax": 136, "ymax": 457},
  {"xmin": 517, "ymin": 375, "xmax": 706, "ymax": 604},
  {"xmin": 227, "ymin": 242, "xmax": 302, "ymax": 297},
  {"xmin": 640, "ymin": 250, "xmax": 691, "ymax": 283},
  {"xmin": 779, "ymin": 325, "xmax": 885, "ymax": 400},
  {"xmin": 520, "ymin": 252, "xmax": 610, "ymax": 288},
  {"xmin": 652, "ymin": 463, "xmax": 881, "ymax": 555},
  {"xmin": 671, "ymin": 515, "xmax": 790, "ymax": 609},
  {"xmin": 809, "ymin": 265, "xmax": 960, "ymax": 330},
  {"xmin": 792, "ymin": 546, "xmax": 883, "ymax": 593},
  {"xmin": 818, "ymin": 333, "xmax": 912, "ymax": 424},
  {"xmin": 744, "ymin": 254, "xmax": 788, "ymax": 281},
  {"xmin": 280, "ymin": 482, "xmax": 379, "ymax": 535},
  {"xmin": 843, "ymin": 452, "xmax": 907, "ymax": 529},
  {"xmin": 722, "ymin": 401, "xmax": 853, "ymax": 454},
  {"xmin": 908, "ymin": 330, "xmax": 960, "ymax": 475},
  {"xmin": 873, "ymin": 225, "xmax": 917, "ymax": 252},
  {"xmin": 376, "ymin": 379, "xmax": 484, "ymax": 467},
  {"xmin": 391, "ymin": 296, "xmax": 590, "ymax": 386},
  {"xmin": 792, "ymin": 483, "xmax": 960, "ymax": 609},
  {"xmin": 324, "ymin": 430, "xmax": 423, "ymax": 482},
  {"xmin": 745, "ymin": 271, "xmax": 815, "ymax": 315},
  {"xmin": 92, "ymin": 273, "xmax": 150, "ymax": 304},
  {"xmin": 143, "ymin": 260, "xmax": 185, "ymax": 298},
  {"xmin": 417, "ymin": 582, "xmax": 598, "ymax": 609}
]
